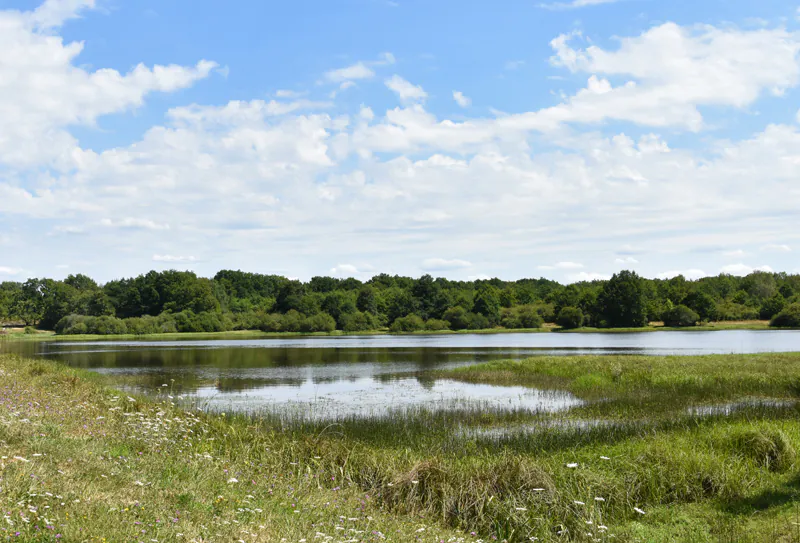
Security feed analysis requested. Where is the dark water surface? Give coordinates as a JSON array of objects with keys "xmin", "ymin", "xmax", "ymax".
[{"xmin": 3, "ymin": 330, "xmax": 799, "ymax": 417}]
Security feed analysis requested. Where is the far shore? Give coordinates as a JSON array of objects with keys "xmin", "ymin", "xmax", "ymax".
[{"xmin": 0, "ymin": 320, "xmax": 777, "ymax": 342}]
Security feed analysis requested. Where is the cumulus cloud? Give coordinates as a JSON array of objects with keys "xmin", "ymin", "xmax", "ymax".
[
  {"xmin": 567, "ymin": 272, "xmax": 611, "ymax": 283},
  {"xmin": 453, "ymin": 91, "xmax": 471, "ymax": 108},
  {"xmin": 100, "ymin": 218, "xmax": 170, "ymax": 231},
  {"xmin": 615, "ymin": 256, "xmax": 639, "ymax": 264},
  {"xmin": 761, "ymin": 244, "xmax": 792, "ymax": 252},
  {"xmin": 720, "ymin": 264, "xmax": 775, "ymax": 276},
  {"xmin": 0, "ymin": 266, "xmax": 23, "ymax": 276},
  {"xmin": 4, "ymin": 4, "xmax": 800, "ymax": 281},
  {"xmin": 421, "ymin": 258, "xmax": 473, "ymax": 271},
  {"xmin": 656, "ymin": 269, "xmax": 707, "ymax": 280},
  {"xmin": 152, "ymin": 255, "xmax": 196, "ymax": 262},
  {"xmin": 385, "ymin": 75, "xmax": 427, "ymax": 103},
  {"xmin": 539, "ymin": 0, "xmax": 622, "ymax": 10},
  {"xmin": 538, "ymin": 262, "xmax": 584, "ymax": 270}
]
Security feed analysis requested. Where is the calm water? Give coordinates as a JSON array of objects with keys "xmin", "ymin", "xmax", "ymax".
[{"xmin": 3, "ymin": 330, "xmax": 799, "ymax": 417}]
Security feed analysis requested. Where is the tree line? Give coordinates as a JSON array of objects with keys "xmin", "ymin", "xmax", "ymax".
[{"xmin": 1, "ymin": 269, "xmax": 800, "ymax": 335}]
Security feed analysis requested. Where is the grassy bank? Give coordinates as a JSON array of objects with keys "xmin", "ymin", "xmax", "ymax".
[{"xmin": 2, "ymin": 353, "xmax": 800, "ymax": 541}]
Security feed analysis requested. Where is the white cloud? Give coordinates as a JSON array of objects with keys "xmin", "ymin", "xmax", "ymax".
[
  {"xmin": 567, "ymin": 272, "xmax": 611, "ymax": 283},
  {"xmin": 615, "ymin": 256, "xmax": 639, "ymax": 264},
  {"xmin": 153, "ymin": 255, "xmax": 196, "ymax": 262},
  {"xmin": 505, "ymin": 60, "xmax": 525, "ymax": 71},
  {"xmin": 540, "ymin": 0, "xmax": 622, "ymax": 9},
  {"xmin": 325, "ymin": 63, "xmax": 375, "ymax": 83},
  {"xmin": 29, "ymin": 0, "xmax": 95, "ymax": 29},
  {"xmin": 0, "ymin": 2, "xmax": 217, "ymax": 170},
  {"xmin": 723, "ymin": 249, "xmax": 747, "ymax": 257},
  {"xmin": 656, "ymin": 269, "xmax": 707, "ymax": 280},
  {"xmin": 385, "ymin": 75, "xmax": 427, "ymax": 103},
  {"xmin": 720, "ymin": 264, "xmax": 775, "ymax": 276},
  {"xmin": 761, "ymin": 244, "xmax": 792, "ymax": 252},
  {"xmin": 538, "ymin": 262, "xmax": 584, "ymax": 270},
  {"xmin": 453, "ymin": 91, "xmax": 471, "ymax": 108},
  {"xmin": 0, "ymin": 266, "xmax": 23, "ymax": 276},
  {"xmin": 421, "ymin": 258, "xmax": 472, "ymax": 271},
  {"xmin": 100, "ymin": 218, "xmax": 170, "ymax": 231},
  {"xmin": 544, "ymin": 23, "xmax": 800, "ymax": 131},
  {"xmin": 329, "ymin": 264, "xmax": 375, "ymax": 278}
]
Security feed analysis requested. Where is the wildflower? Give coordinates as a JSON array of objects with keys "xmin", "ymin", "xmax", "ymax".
[
  {"xmin": 594, "ymin": 497, "xmax": 605, "ymax": 502},
  {"xmin": 566, "ymin": 463, "xmax": 578, "ymax": 468},
  {"xmin": 515, "ymin": 507, "xmax": 527, "ymax": 511},
  {"xmin": 227, "ymin": 478, "xmax": 239, "ymax": 484},
  {"xmin": 600, "ymin": 456, "xmax": 611, "ymax": 460},
  {"xmin": 574, "ymin": 501, "xmax": 585, "ymax": 506},
  {"xmin": 634, "ymin": 507, "xmax": 646, "ymax": 515}
]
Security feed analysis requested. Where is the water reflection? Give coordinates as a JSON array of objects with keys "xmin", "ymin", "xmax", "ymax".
[{"xmin": 3, "ymin": 330, "xmax": 800, "ymax": 417}]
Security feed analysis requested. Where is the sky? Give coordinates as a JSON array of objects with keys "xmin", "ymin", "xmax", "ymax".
[{"xmin": 1, "ymin": 0, "xmax": 800, "ymax": 284}]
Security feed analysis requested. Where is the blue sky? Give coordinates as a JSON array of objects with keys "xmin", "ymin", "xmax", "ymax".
[{"xmin": 1, "ymin": 0, "xmax": 800, "ymax": 283}]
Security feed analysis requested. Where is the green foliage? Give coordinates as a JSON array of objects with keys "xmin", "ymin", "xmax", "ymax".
[
  {"xmin": 662, "ymin": 305, "xmax": 700, "ymax": 327},
  {"xmin": 770, "ymin": 303, "xmax": 800, "ymax": 328},
  {"xmin": 598, "ymin": 270, "xmax": 648, "ymax": 327},
  {"xmin": 472, "ymin": 285, "xmax": 501, "ymax": 323},
  {"xmin": 340, "ymin": 311, "xmax": 380, "ymax": 332},
  {"xmin": 3, "ymin": 267, "xmax": 796, "ymax": 336},
  {"xmin": 424, "ymin": 318, "xmax": 450, "ymax": 331},
  {"xmin": 300, "ymin": 312, "xmax": 337, "ymax": 333},
  {"xmin": 555, "ymin": 306, "xmax": 584, "ymax": 329},
  {"xmin": 390, "ymin": 314, "xmax": 425, "ymax": 332}
]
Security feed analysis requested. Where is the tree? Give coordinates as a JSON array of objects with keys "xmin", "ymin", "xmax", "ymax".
[
  {"xmin": 770, "ymin": 303, "xmax": 800, "ymax": 328},
  {"xmin": 556, "ymin": 306, "xmax": 584, "ymax": 329},
  {"xmin": 356, "ymin": 286, "xmax": 378, "ymax": 315},
  {"xmin": 662, "ymin": 305, "xmax": 699, "ymax": 327},
  {"xmin": 389, "ymin": 314, "xmax": 424, "ymax": 332},
  {"xmin": 473, "ymin": 285, "xmax": 501, "ymax": 324},
  {"xmin": 760, "ymin": 293, "xmax": 786, "ymax": 320},
  {"xmin": 597, "ymin": 270, "xmax": 647, "ymax": 328},
  {"xmin": 442, "ymin": 306, "xmax": 471, "ymax": 330}
]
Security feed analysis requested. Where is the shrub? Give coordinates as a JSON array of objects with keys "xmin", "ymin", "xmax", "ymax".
[
  {"xmin": 300, "ymin": 313, "xmax": 337, "ymax": 333},
  {"xmin": 390, "ymin": 314, "xmax": 425, "ymax": 333},
  {"xmin": 468, "ymin": 313, "xmax": 491, "ymax": 330},
  {"xmin": 442, "ymin": 306, "xmax": 471, "ymax": 331},
  {"xmin": 259, "ymin": 313, "xmax": 284, "ymax": 333},
  {"xmin": 500, "ymin": 306, "xmax": 543, "ymax": 329},
  {"xmin": 770, "ymin": 303, "xmax": 800, "ymax": 328},
  {"xmin": 662, "ymin": 305, "xmax": 699, "ymax": 327},
  {"xmin": 424, "ymin": 319, "xmax": 450, "ymax": 331},
  {"xmin": 556, "ymin": 306, "xmax": 584, "ymax": 329},
  {"xmin": 340, "ymin": 311, "xmax": 379, "ymax": 332},
  {"xmin": 23, "ymin": 326, "xmax": 37, "ymax": 335},
  {"xmin": 89, "ymin": 316, "xmax": 128, "ymax": 335},
  {"xmin": 281, "ymin": 310, "xmax": 305, "ymax": 332}
]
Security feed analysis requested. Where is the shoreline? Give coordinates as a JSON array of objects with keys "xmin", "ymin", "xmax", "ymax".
[{"xmin": 0, "ymin": 320, "xmax": 776, "ymax": 343}]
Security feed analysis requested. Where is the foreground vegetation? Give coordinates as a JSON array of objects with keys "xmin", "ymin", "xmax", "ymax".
[
  {"xmin": 2, "ymin": 352, "xmax": 800, "ymax": 542},
  {"xmin": 2, "ymin": 268, "xmax": 800, "ymax": 337}
]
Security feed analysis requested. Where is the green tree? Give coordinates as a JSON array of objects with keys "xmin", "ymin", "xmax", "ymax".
[
  {"xmin": 473, "ymin": 285, "xmax": 501, "ymax": 324},
  {"xmin": 597, "ymin": 270, "xmax": 647, "ymax": 328},
  {"xmin": 662, "ymin": 305, "xmax": 699, "ymax": 327},
  {"xmin": 356, "ymin": 286, "xmax": 378, "ymax": 315},
  {"xmin": 556, "ymin": 306, "xmax": 584, "ymax": 329},
  {"xmin": 770, "ymin": 303, "xmax": 800, "ymax": 328}
]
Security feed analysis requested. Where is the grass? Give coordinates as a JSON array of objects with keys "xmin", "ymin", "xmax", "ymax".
[{"xmin": 2, "ymin": 352, "xmax": 800, "ymax": 542}]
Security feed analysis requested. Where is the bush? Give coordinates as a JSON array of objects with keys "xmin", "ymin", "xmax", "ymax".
[
  {"xmin": 770, "ymin": 303, "xmax": 800, "ymax": 328},
  {"xmin": 89, "ymin": 316, "xmax": 128, "ymax": 335},
  {"xmin": 340, "ymin": 311, "xmax": 378, "ymax": 332},
  {"xmin": 424, "ymin": 319, "xmax": 450, "ymax": 331},
  {"xmin": 500, "ymin": 305, "xmax": 543, "ymax": 329},
  {"xmin": 390, "ymin": 314, "xmax": 425, "ymax": 333},
  {"xmin": 442, "ymin": 306, "xmax": 471, "ymax": 331},
  {"xmin": 23, "ymin": 326, "xmax": 37, "ymax": 335},
  {"xmin": 300, "ymin": 312, "xmax": 337, "ymax": 333},
  {"xmin": 468, "ymin": 313, "xmax": 491, "ymax": 330},
  {"xmin": 259, "ymin": 313, "xmax": 284, "ymax": 333},
  {"xmin": 556, "ymin": 306, "xmax": 584, "ymax": 329},
  {"xmin": 281, "ymin": 310, "xmax": 305, "ymax": 332},
  {"xmin": 662, "ymin": 305, "xmax": 699, "ymax": 327}
]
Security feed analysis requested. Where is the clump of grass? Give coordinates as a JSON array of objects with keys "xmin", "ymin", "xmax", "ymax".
[{"xmin": 731, "ymin": 429, "xmax": 797, "ymax": 472}]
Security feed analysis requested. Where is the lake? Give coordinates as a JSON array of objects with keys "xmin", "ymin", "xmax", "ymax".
[{"xmin": 3, "ymin": 330, "xmax": 800, "ymax": 418}]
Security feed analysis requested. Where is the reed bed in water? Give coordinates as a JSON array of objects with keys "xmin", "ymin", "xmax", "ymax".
[{"xmin": 1, "ymin": 353, "xmax": 800, "ymax": 542}]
